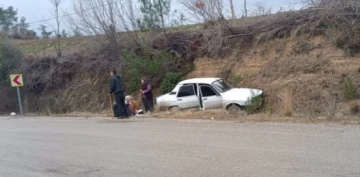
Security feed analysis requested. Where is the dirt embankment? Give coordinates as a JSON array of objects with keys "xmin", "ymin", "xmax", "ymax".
[
  {"xmin": 187, "ymin": 36, "xmax": 360, "ymax": 118},
  {"xmin": 1, "ymin": 7, "xmax": 360, "ymax": 120}
]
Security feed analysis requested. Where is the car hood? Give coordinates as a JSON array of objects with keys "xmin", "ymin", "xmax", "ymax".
[{"xmin": 221, "ymin": 88, "xmax": 263, "ymax": 101}]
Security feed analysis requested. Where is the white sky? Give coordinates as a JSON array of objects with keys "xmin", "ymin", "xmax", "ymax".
[{"xmin": 0, "ymin": 0, "xmax": 301, "ymax": 34}]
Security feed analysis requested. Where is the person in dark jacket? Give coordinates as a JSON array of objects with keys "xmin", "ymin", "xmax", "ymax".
[
  {"xmin": 109, "ymin": 70, "xmax": 128, "ymax": 119},
  {"xmin": 140, "ymin": 77, "xmax": 153, "ymax": 114}
]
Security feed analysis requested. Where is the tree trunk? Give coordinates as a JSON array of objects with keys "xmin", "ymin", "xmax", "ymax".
[
  {"xmin": 56, "ymin": 6, "xmax": 61, "ymax": 57},
  {"xmin": 128, "ymin": 0, "xmax": 136, "ymax": 27},
  {"xmin": 56, "ymin": 3, "xmax": 61, "ymax": 57},
  {"xmin": 230, "ymin": 0, "xmax": 236, "ymax": 19},
  {"xmin": 244, "ymin": 0, "xmax": 248, "ymax": 18},
  {"xmin": 50, "ymin": 0, "xmax": 62, "ymax": 57},
  {"xmin": 158, "ymin": 0, "xmax": 167, "ymax": 37}
]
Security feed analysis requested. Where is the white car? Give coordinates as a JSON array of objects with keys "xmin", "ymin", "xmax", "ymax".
[{"xmin": 156, "ymin": 78, "xmax": 263, "ymax": 112}]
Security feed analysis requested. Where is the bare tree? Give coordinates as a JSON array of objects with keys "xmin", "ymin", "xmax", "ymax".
[
  {"xmin": 181, "ymin": 0, "xmax": 224, "ymax": 23},
  {"xmin": 49, "ymin": 0, "xmax": 62, "ymax": 57},
  {"xmin": 293, "ymin": 0, "xmax": 355, "ymax": 7},
  {"xmin": 253, "ymin": 1, "xmax": 272, "ymax": 16},
  {"xmin": 294, "ymin": 0, "xmax": 321, "ymax": 7},
  {"xmin": 67, "ymin": 0, "xmax": 142, "ymax": 59},
  {"xmin": 128, "ymin": 0, "xmax": 135, "ymax": 22},
  {"xmin": 244, "ymin": 0, "xmax": 248, "ymax": 17},
  {"xmin": 229, "ymin": 0, "xmax": 235, "ymax": 19},
  {"xmin": 323, "ymin": 0, "xmax": 360, "ymax": 28},
  {"xmin": 180, "ymin": 0, "xmax": 228, "ymax": 57},
  {"xmin": 158, "ymin": 0, "xmax": 168, "ymax": 35}
]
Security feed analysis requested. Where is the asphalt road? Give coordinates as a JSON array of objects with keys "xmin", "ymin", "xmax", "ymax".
[{"xmin": 0, "ymin": 117, "xmax": 359, "ymax": 177}]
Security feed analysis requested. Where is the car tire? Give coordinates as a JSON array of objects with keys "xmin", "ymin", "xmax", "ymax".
[
  {"xmin": 169, "ymin": 106, "xmax": 181, "ymax": 113},
  {"xmin": 227, "ymin": 104, "xmax": 243, "ymax": 114}
]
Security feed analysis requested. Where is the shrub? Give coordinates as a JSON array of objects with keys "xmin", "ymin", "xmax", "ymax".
[
  {"xmin": 0, "ymin": 35, "xmax": 22, "ymax": 86},
  {"xmin": 159, "ymin": 72, "xmax": 182, "ymax": 94},
  {"xmin": 228, "ymin": 76, "xmax": 242, "ymax": 87},
  {"xmin": 334, "ymin": 32, "xmax": 349, "ymax": 49},
  {"xmin": 350, "ymin": 103, "xmax": 360, "ymax": 115},
  {"xmin": 293, "ymin": 40, "xmax": 312, "ymax": 55},
  {"xmin": 217, "ymin": 68, "xmax": 231, "ymax": 79},
  {"xmin": 284, "ymin": 110, "xmax": 293, "ymax": 117},
  {"xmin": 217, "ymin": 69, "xmax": 242, "ymax": 86},
  {"xmin": 333, "ymin": 30, "xmax": 360, "ymax": 57},
  {"xmin": 124, "ymin": 51, "xmax": 174, "ymax": 93},
  {"xmin": 245, "ymin": 90, "xmax": 263, "ymax": 115},
  {"xmin": 283, "ymin": 88, "xmax": 293, "ymax": 117},
  {"xmin": 343, "ymin": 77, "xmax": 358, "ymax": 101}
]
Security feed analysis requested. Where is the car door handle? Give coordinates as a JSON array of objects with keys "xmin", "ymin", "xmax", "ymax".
[
  {"xmin": 203, "ymin": 98, "xmax": 207, "ymax": 100},
  {"xmin": 177, "ymin": 99, "xmax": 182, "ymax": 101}
]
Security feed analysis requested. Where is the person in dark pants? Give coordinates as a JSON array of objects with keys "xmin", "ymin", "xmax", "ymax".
[
  {"xmin": 109, "ymin": 70, "xmax": 128, "ymax": 119},
  {"xmin": 140, "ymin": 77, "xmax": 153, "ymax": 114}
]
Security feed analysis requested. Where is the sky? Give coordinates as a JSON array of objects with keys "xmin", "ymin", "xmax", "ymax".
[{"xmin": 0, "ymin": 0, "xmax": 301, "ymax": 35}]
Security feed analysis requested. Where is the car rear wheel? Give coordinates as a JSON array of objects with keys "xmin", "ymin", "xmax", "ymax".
[{"xmin": 169, "ymin": 106, "xmax": 181, "ymax": 113}]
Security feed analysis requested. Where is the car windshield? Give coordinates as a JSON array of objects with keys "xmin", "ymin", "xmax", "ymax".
[{"xmin": 212, "ymin": 79, "xmax": 232, "ymax": 93}]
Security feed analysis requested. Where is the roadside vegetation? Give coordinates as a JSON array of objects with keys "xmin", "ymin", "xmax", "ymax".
[{"xmin": 1, "ymin": 0, "xmax": 360, "ymax": 121}]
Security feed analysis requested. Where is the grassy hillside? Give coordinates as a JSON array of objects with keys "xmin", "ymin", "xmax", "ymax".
[
  {"xmin": 187, "ymin": 36, "xmax": 360, "ymax": 117},
  {"xmin": 3, "ymin": 7, "xmax": 360, "ymax": 120},
  {"xmin": 13, "ymin": 23, "xmax": 202, "ymax": 57},
  {"xmin": 14, "ymin": 37, "xmax": 94, "ymax": 57}
]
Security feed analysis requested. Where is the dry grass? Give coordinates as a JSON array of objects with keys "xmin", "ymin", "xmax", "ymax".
[
  {"xmin": 282, "ymin": 88, "xmax": 293, "ymax": 117},
  {"xmin": 13, "ymin": 37, "xmax": 95, "ymax": 57},
  {"xmin": 7, "ymin": 6, "xmax": 360, "ymax": 119},
  {"xmin": 185, "ymin": 35, "xmax": 360, "ymax": 118},
  {"xmin": 153, "ymin": 108, "xmax": 242, "ymax": 120},
  {"xmin": 152, "ymin": 108, "xmax": 360, "ymax": 125}
]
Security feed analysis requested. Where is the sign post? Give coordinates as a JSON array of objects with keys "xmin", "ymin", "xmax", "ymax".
[{"xmin": 10, "ymin": 74, "xmax": 24, "ymax": 115}]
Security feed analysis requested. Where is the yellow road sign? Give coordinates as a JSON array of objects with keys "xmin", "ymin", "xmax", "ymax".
[{"xmin": 10, "ymin": 74, "xmax": 24, "ymax": 87}]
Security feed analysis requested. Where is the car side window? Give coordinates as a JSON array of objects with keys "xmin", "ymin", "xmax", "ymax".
[
  {"xmin": 177, "ymin": 85, "xmax": 195, "ymax": 97},
  {"xmin": 201, "ymin": 86, "xmax": 217, "ymax": 97}
]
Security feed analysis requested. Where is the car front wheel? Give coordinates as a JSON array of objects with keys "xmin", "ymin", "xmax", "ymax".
[{"xmin": 227, "ymin": 104, "xmax": 244, "ymax": 114}]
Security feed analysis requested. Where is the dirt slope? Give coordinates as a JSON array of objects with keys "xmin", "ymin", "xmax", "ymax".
[
  {"xmin": 187, "ymin": 36, "xmax": 360, "ymax": 117},
  {"xmin": 3, "ymin": 7, "xmax": 360, "ymax": 118},
  {"xmin": 7, "ymin": 34, "xmax": 360, "ymax": 118}
]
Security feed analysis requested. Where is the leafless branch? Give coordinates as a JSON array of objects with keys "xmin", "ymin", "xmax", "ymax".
[
  {"xmin": 180, "ymin": 0, "xmax": 225, "ymax": 23},
  {"xmin": 49, "ymin": 0, "xmax": 62, "ymax": 57},
  {"xmin": 67, "ymin": 0, "xmax": 143, "ymax": 60},
  {"xmin": 252, "ymin": 1, "xmax": 272, "ymax": 16}
]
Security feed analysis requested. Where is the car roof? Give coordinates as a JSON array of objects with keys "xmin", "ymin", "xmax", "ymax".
[{"xmin": 178, "ymin": 78, "xmax": 221, "ymax": 85}]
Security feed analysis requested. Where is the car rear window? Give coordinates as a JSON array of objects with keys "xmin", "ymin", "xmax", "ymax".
[{"xmin": 178, "ymin": 85, "xmax": 195, "ymax": 97}]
